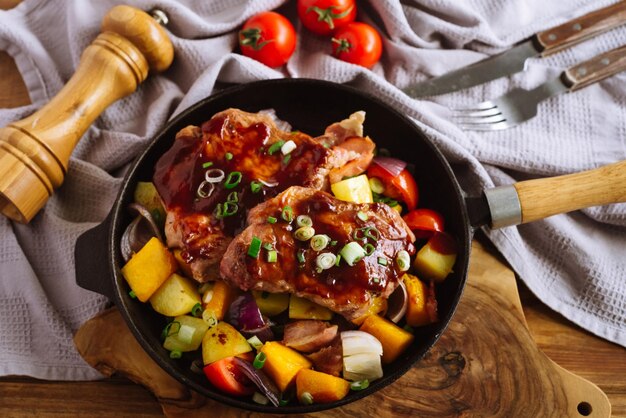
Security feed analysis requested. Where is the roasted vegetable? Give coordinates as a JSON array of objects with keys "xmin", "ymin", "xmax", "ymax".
[
  {"xmin": 359, "ymin": 314, "xmax": 414, "ymax": 364},
  {"xmin": 121, "ymin": 237, "xmax": 178, "ymax": 302},
  {"xmin": 413, "ymin": 232, "xmax": 457, "ymax": 282},
  {"xmin": 133, "ymin": 181, "xmax": 166, "ymax": 225},
  {"xmin": 202, "ymin": 321, "xmax": 252, "ymax": 365},
  {"xmin": 149, "ymin": 273, "xmax": 201, "ymax": 317},
  {"xmin": 289, "ymin": 295, "xmax": 333, "ymax": 320},
  {"xmin": 260, "ymin": 341, "xmax": 312, "ymax": 392},
  {"xmin": 403, "ymin": 273, "xmax": 438, "ymax": 327},
  {"xmin": 330, "ymin": 174, "xmax": 373, "ymax": 203},
  {"xmin": 253, "ymin": 291, "xmax": 289, "ymax": 317},
  {"xmin": 204, "ymin": 281, "xmax": 239, "ymax": 321},
  {"xmin": 163, "ymin": 315, "xmax": 209, "ymax": 352},
  {"xmin": 340, "ymin": 330, "xmax": 383, "ymax": 382},
  {"xmin": 296, "ymin": 369, "xmax": 350, "ymax": 404}
]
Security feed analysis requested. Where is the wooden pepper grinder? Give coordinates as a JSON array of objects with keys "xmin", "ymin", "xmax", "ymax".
[{"xmin": 0, "ymin": 5, "xmax": 173, "ymax": 223}]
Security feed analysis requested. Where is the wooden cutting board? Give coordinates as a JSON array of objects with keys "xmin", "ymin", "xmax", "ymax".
[{"xmin": 74, "ymin": 240, "xmax": 611, "ymax": 418}]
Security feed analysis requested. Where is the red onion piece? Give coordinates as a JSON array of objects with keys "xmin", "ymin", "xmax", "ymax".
[
  {"xmin": 227, "ymin": 293, "xmax": 266, "ymax": 332},
  {"xmin": 232, "ymin": 357, "xmax": 280, "ymax": 407},
  {"xmin": 371, "ymin": 156, "xmax": 407, "ymax": 177},
  {"xmin": 241, "ymin": 323, "xmax": 274, "ymax": 343}
]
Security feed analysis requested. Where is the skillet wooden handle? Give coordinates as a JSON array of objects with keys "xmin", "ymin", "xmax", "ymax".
[
  {"xmin": 562, "ymin": 45, "xmax": 626, "ymax": 91},
  {"xmin": 0, "ymin": 5, "xmax": 173, "ymax": 223},
  {"xmin": 536, "ymin": 1, "xmax": 626, "ymax": 56},
  {"xmin": 514, "ymin": 160, "xmax": 626, "ymax": 224}
]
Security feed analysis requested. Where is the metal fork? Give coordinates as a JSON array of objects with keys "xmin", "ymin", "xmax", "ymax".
[{"xmin": 451, "ymin": 45, "xmax": 626, "ymax": 131}]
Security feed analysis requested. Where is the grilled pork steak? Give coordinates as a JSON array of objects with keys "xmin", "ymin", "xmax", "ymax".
[
  {"xmin": 153, "ymin": 108, "xmax": 374, "ymax": 282},
  {"xmin": 220, "ymin": 186, "xmax": 416, "ymax": 320}
]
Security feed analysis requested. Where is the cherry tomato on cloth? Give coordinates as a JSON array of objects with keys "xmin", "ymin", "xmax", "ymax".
[
  {"xmin": 203, "ymin": 357, "xmax": 255, "ymax": 396},
  {"xmin": 403, "ymin": 208, "xmax": 445, "ymax": 239},
  {"xmin": 367, "ymin": 165, "xmax": 419, "ymax": 210},
  {"xmin": 331, "ymin": 22, "xmax": 382, "ymax": 68},
  {"xmin": 297, "ymin": 0, "xmax": 357, "ymax": 35},
  {"xmin": 239, "ymin": 11, "xmax": 297, "ymax": 68}
]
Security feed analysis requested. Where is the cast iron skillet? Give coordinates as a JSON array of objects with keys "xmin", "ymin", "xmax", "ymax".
[{"xmin": 75, "ymin": 78, "xmax": 625, "ymax": 412}]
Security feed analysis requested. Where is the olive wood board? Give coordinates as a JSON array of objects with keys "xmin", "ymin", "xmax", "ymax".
[{"xmin": 73, "ymin": 240, "xmax": 611, "ymax": 417}]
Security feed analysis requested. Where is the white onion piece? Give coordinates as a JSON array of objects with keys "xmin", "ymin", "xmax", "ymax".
[
  {"xmin": 341, "ymin": 331, "xmax": 383, "ymax": 357},
  {"xmin": 205, "ymin": 168, "xmax": 225, "ymax": 183},
  {"xmin": 281, "ymin": 140, "xmax": 297, "ymax": 155},
  {"xmin": 343, "ymin": 353, "xmax": 383, "ymax": 382}
]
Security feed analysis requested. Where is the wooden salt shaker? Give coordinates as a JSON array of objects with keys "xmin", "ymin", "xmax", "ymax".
[{"xmin": 0, "ymin": 5, "xmax": 173, "ymax": 223}]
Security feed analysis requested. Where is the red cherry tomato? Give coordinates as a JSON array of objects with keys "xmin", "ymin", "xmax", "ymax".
[
  {"xmin": 203, "ymin": 357, "xmax": 255, "ymax": 396},
  {"xmin": 403, "ymin": 209, "xmax": 445, "ymax": 239},
  {"xmin": 367, "ymin": 165, "xmax": 419, "ymax": 210},
  {"xmin": 239, "ymin": 11, "xmax": 297, "ymax": 68},
  {"xmin": 297, "ymin": 0, "xmax": 357, "ymax": 35},
  {"xmin": 331, "ymin": 22, "xmax": 382, "ymax": 68}
]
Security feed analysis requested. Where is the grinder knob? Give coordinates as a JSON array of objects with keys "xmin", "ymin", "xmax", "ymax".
[{"xmin": 0, "ymin": 5, "xmax": 173, "ymax": 223}]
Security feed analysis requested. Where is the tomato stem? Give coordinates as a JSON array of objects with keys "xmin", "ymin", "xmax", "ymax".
[
  {"xmin": 331, "ymin": 37, "xmax": 352, "ymax": 54},
  {"xmin": 307, "ymin": 5, "xmax": 353, "ymax": 30},
  {"xmin": 240, "ymin": 28, "xmax": 272, "ymax": 50}
]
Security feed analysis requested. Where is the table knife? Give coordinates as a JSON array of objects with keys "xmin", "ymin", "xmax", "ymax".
[{"xmin": 404, "ymin": 0, "xmax": 626, "ymax": 98}]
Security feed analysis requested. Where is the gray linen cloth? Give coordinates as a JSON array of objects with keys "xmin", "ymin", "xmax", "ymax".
[{"xmin": 0, "ymin": 0, "xmax": 624, "ymax": 380}]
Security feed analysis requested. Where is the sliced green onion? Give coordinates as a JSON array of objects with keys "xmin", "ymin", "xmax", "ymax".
[
  {"xmin": 247, "ymin": 335, "xmax": 264, "ymax": 351},
  {"xmin": 316, "ymin": 253, "xmax": 337, "ymax": 270},
  {"xmin": 296, "ymin": 214, "xmax": 313, "ymax": 227},
  {"xmin": 177, "ymin": 324, "xmax": 195, "ymax": 344},
  {"xmin": 205, "ymin": 168, "xmax": 225, "ymax": 183},
  {"xmin": 253, "ymin": 351, "xmax": 267, "ymax": 369},
  {"xmin": 262, "ymin": 242, "xmax": 274, "ymax": 251},
  {"xmin": 213, "ymin": 203, "xmax": 223, "ymax": 219},
  {"xmin": 335, "ymin": 253, "xmax": 342, "ymax": 266},
  {"xmin": 369, "ymin": 177, "xmax": 385, "ymax": 194},
  {"xmin": 227, "ymin": 191, "xmax": 238, "ymax": 203},
  {"xmin": 377, "ymin": 257, "xmax": 388, "ymax": 266},
  {"xmin": 356, "ymin": 211, "xmax": 369, "ymax": 221},
  {"xmin": 372, "ymin": 277, "xmax": 380, "ymax": 284},
  {"xmin": 221, "ymin": 201, "xmax": 238, "ymax": 217},
  {"xmin": 197, "ymin": 180, "xmax": 215, "ymax": 199},
  {"xmin": 267, "ymin": 216, "xmax": 277, "ymax": 224},
  {"xmin": 350, "ymin": 379, "xmax": 370, "ymax": 391},
  {"xmin": 202, "ymin": 309, "xmax": 218, "ymax": 327},
  {"xmin": 169, "ymin": 350, "xmax": 183, "ymax": 359},
  {"xmin": 365, "ymin": 227, "xmax": 380, "ymax": 242},
  {"xmin": 225, "ymin": 152, "xmax": 233, "ymax": 161},
  {"xmin": 252, "ymin": 392, "xmax": 269, "ymax": 405},
  {"xmin": 250, "ymin": 181, "xmax": 262, "ymax": 193},
  {"xmin": 281, "ymin": 140, "xmax": 297, "ymax": 155},
  {"xmin": 396, "ymin": 250, "xmax": 410, "ymax": 271},
  {"xmin": 340, "ymin": 242, "xmax": 366, "ymax": 266},
  {"xmin": 363, "ymin": 243, "xmax": 375, "ymax": 256},
  {"xmin": 198, "ymin": 282, "xmax": 213, "ymax": 294},
  {"xmin": 267, "ymin": 250, "xmax": 278, "ymax": 263},
  {"xmin": 268, "ymin": 140, "xmax": 285, "ymax": 155},
  {"xmin": 191, "ymin": 302, "xmax": 203, "ymax": 317},
  {"xmin": 224, "ymin": 171, "xmax": 242, "ymax": 189},
  {"xmin": 202, "ymin": 161, "xmax": 213, "ymax": 169},
  {"xmin": 281, "ymin": 206, "xmax": 293, "ymax": 222},
  {"xmin": 297, "ymin": 249, "xmax": 306, "ymax": 264},
  {"xmin": 294, "ymin": 226, "xmax": 315, "ymax": 241},
  {"xmin": 161, "ymin": 321, "xmax": 181, "ymax": 340},
  {"xmin": 279, "ymin": 399, "xmax": 290, "ymax": 407},
  {"xmin": 310, "ymin": 234, "xmax": 330, "ymax": 251},
  {"xmin": 248, "ymin": 237, "xmax": 262, "ymax": 258},
  {"xmin": 283, "ymin": 154, "xmax": 292, "ymax": 165},
  {"xmin": 128, "ymin": 290, "xmax": 137, "ymax": 299},
  {"xmin": 300, "ymin": 391, "xmax": 314, "ymax": 405}
]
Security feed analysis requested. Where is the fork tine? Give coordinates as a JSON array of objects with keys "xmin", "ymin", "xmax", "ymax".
[
  {"xmin": 453, "ymin": 113, "xmax": 506, "ymax": 125},
  {"xmin": 452, "ymin": 100, "xmax": 496, "ymax": 112},
  {"xmin": 452, "ymin": 106, "xmax": 501, "ymax": 118},
  {"xmin": 457, "ymin": 120, "xmax": 512, "ymax": 131}
]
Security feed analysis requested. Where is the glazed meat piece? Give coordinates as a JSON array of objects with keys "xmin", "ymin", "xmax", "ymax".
[
  {"xmin": 283, "ymin": 320, "xmax": 338, "ymax": 353},
  {"xmin": 220, "ymin": 186, "xmax": 416, "ymax": 320},
  {"xmin": 153, "ymin": 109, "xmax": 374, "ymax": 282}
]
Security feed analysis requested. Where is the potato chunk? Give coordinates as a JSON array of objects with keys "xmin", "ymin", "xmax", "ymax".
[
  {"xmin": 202, "ymin": 322, "xmax": 251, "ymax": 365},
  {"xmin": 149, "ymin": 273, "xmax": 201, "ymax": 317}
]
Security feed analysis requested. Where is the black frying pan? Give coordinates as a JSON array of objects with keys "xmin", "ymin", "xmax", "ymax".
[{"xmin": 74, "ymin": 78, "xmax": 625, "ymax": 413}]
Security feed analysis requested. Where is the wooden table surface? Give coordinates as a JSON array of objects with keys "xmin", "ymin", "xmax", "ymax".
[{"xmin": 0, "ymin": 1, "xmax": 624, "ymax": 417}]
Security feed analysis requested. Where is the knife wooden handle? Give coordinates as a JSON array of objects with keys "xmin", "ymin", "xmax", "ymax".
[
  {"xmin": 561, "ymin": 44, "xmax": 626, "ymax": 91},
  {"xmin": 513, "ymin": 160, "xmax": 626, "ymax": 224},
  {"xmin": 536, "ymin": 1, "xmax": 626, "ymax": 56}
]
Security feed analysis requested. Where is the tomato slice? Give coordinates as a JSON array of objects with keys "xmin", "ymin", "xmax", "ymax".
[
  {"xmin": 203, "ymin": 357, "xmax": 255, "ymax": 396},
  {"xmin": 403, "ymin": 209, "xmax": 444, "ymax": 239},
  {"xmin": 367, "ymin": 165, "xmax": 419, "ymax": 210}
]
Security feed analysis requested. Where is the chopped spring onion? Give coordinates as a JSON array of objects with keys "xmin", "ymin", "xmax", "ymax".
[
  {"xmin": 283, "ymin": 154, "xmax": 292, "ymax": 165},
  {"xmin": 316, "ymin": 253, "xmax": 337, "ymax": 270},
  {"xmin": 372, "ymin": 277, "xmax": 380, "ymax": 284},
  {"xmin": 214, "ymin": 201, "xmax": 238, "ymax": 219},
  {"xmin": 161, "ymin": 321, "xmax": 181, "ymax": 340},
  {"xmin": 331, "ymin": 240, "xmax": 338, "ymax": 246},
  {"xmin": 177, "ymin": 324, "xmax": 196, "ymax": 344},
  {"xmin": 365, "ymin": 227, "xmax": 380, "ymax": 242},
  {"xmin": 268, "ymin": 140, "xmax": 285, "ymax": 155},
  {"xmin": 191, "ymin": 302, "xmax": 203, "ymax": 317},
  {"xmin": 335, "ymin": 254, "xmax": 342, "ymax": 266},
  {"xmin": 248, "ymin": 237, "xmax": 262, "ymax": 258},
  {"xmin": 225, "ymin": 152, "xmax": 233, "ymax": 161},
  {"xmin": 262, "ymin": 242, "xmax": 274, "ymax": 251},
  {"xmin": 227, "ymin": 191, "xmax": 238, "ymax": 203},
  {"xmin": 247, "ymin": 335, "xmax": 263, "ymax": 351},
  {"xmin": 294, "ymin": 226, "xmax": 315, "ymax": 241},
  {"xmin": 357, "ymin": 211, "xmax": 369, "ymax": 221},
  {"xmin": 224, "ymin": 171, "xmax": 242, "ymax": 189},
  {"xmin": 297, "ymin": 249, "xmax": 306, "ymax": 264},
  {"xmin": 340, "ymin": 242, "xmax": 366, "ymax": 266},
  {"xmin": 202, "ymin": 161, "xmax": 213, "ymax": 169},
  {"xmin": 296, "ymin": 214, "xmax": 313, "ymax": 227},
  {"xmin": 267, "ymin": 250, "xmax": 278, "ymax": 263},
  {"xmin": 205, "ymin": 168, "xmax": 225, "ymax": 183},
  {"xmin": 396, "ymin": 250, "xmax": 410, "ymax": 271},
  {"xmin": 281, "ymin": 140, "xmax": 297, "ymax": 155},
  {"xmin": 363, "ymin": 243, "xmax": 375, "ymax": 256},
  {"xmin": 281, "ymin": 206, "xmax": 293, "ymax": 222},
  {"xmin": 252, "ymin": 392, "xmax": 269, "ymax": 405},
  {"xmin": 300, "ymin": 392, "xmax": 314, "ymax": 405},
  {"xmin": 350, "ymin": 380, "xmax": 370, "ymax": 391},
  {"xmin": 377, "ymin": 257, "xmax": 388, "ymax": 266},
  {"xmin": 267, "ymin": 216, "xmax": 277, "ymax": 224},
  {"xmin": 128, "ymin": 290, "xmax": 137, "ymax": 299},
  {"xmin": 250, "ymin": 181, "xmax": 262, "ymax": 193},
  {"xmin": 202, "ymin": 309, "xmax": 218, "ymax": 327},
  {"xmin": 368, "ymin": 177, "xmax": 384, "ymax": 194},
  {"xmin": 169, "ymin": 350, "xmax": 183, "ymax": 359},
  {"xmin": 253, "ymin": 351, "xmax": 267, "ymax": 369},
  {"xmin": 198, "ymin": 282, "xmax": 213, "ymax": 294},
  {"xmin": 310, "ymin": 234, "xmax": 330, "ymax": 251},
  {"xmin": 279, "ymin": 398, "xmax": 290, "ymax": 407},
  {"xmin": 196, "ymin": 181, "xmax": 215, "ymax": 199}
]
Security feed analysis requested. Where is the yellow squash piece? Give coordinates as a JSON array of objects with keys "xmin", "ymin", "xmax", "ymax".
[
  {"xmin": 253, "ymin": 291, "xmax": 289, "ymax": 317},
  {"xmin": 121, "ymin": 237, "xmax": 178, "ymax": 302},
  {"xmin": 296, "ymin": 369, "xmax": 350, "ymax": 404},
  {"xmin": 330, "ymin": 174, "xmax": 373, "ymax": 203},
  {"xmin": 133, "ymin": 181, "xmax": 166, "ymax": 225},
  {"xmin": 403, "ymin": 274, "xmax": 436, "ymax": 327},
  {"xmin": 261, "ymin": 341, "xmax": 312, "ymax": 392},
  {"xmin": 202, "ymin": 321, "xmax": 251, "ymax": 365},
  {"xmin": 149, "ymin": 273, "xmax": 201, "ymax": 317},
  {"xmin": 204, "ymin": 281, "xmax": 239, "ymax": 320},
  {"xmin": 351, "ymin": 295, "xmax": 387, "ymax": 325},
  {"xmin": 289, "ymin": 295, "xmax": 333, "ymax": 320},
  {"xmin": 360, "ymin": 314, "xmax": 414, "ymax": 365},
  {"xmin": 413, "ymin": 233, "xmax": 457, "ymax": 282}
]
